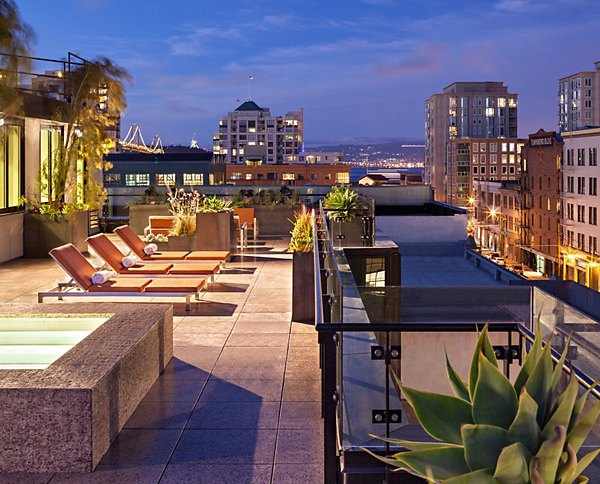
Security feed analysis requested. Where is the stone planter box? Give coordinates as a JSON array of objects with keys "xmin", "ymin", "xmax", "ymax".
[
  {"xmin": 253, "ymin": 205, "xmax": 299, "ymax": 236},
  {"xmin": 292, "ymin": 251, "xmax": 315, "ymax": 323},
  {"xmin": 128, "ymin": 204, "xmax": 170, "ymax": 234},
  {"xmin": 195, "ymin": 212, "xmax": 236, "ymax": 252},
  {"xmin": 23, "ymin": 210, "xmax": 89, "ymax": 258}
]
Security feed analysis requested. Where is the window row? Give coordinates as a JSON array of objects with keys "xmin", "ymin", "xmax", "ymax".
[
  {"xmin": 104, "ymin": 173, "xmax": 207, "ymax": 187},
  {"xmin": 565, "ymin": 147, "xmax": 598, "ymax": 166}
]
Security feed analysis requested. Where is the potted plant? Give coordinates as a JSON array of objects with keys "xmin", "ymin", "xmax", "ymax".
[
  {"xmin": 290, "ymin": 209, "xmax": 315, "ymax": 323},
  {"xmin": 368, "ymin": 325, "xmax": 600, "ymax": 482},
  {"xmin": 322, "ymin": 185, "xmax": 372, "ymax": 247},
  {"xmin": 195, "ymin": 196, "xmax": 235, "ymax": 252},
  {"xmin": 21, "ymin": 55, "xmax": 130, "ymax": 257},
  {"xmin": 164, "ymin": 187, "xmax": 202, "ymax": 251}
]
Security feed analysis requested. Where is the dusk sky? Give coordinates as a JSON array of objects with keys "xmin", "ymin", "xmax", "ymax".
[{"xmin": 19, "ymin": 0, "xmax": 600, "ymax": 147}]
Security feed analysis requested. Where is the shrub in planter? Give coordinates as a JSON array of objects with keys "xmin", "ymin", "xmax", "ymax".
[
  {"xmin": 323, "ymin": 185, "xmax": 372, "ymax": 247},
  {"xmin": 290, "ymin": 209, "xmax": 315, "ymax": 323},
  {"xmin": 368, "ymin": 324, "xmax": 600, "ymax": 482},
  {"xmin": 195, "ymin": 196, "xmax": 235, "ymax": 252}
]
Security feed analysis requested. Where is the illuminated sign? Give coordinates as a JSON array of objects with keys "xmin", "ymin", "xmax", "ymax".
[{"xmin": 530, "ymin": 137, "xmax": 553, "ymax": 147}]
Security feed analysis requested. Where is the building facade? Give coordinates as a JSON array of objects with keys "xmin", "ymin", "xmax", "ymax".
[
  {"xmin": 446, "ymin": 137, "xmax": 525, "ymax": 208},
  {"xmin": 559, "ymin": 61, "xmax": 600, "ymax": 132},
  {"xmin": 520, "ymin": 129, "xmax": 563, "ymax": 275},
  {"xmin": 103, "ymin": 150, "xmax": 225, "ymax": 218},
  {"xmin": 425, "ymin": 82, "xmax": 518, "ymax": 202},
  {"xmin": 213, "ymin": 101, "xmax": 303, "ymax": 164},
  {"xmin": 473, "ymin": 180, "xmax": 521, "ymax": 261},
  {"xmin": 285, "ymin": 151, "xmax": 344, "ymax": 164},
  {"xmin": 224, "ymin": 163, "xmax": 350, "ymax": 186},
  {"xmin": 560, "ymin": 128, "xmax": 600, "ymax": 289}
]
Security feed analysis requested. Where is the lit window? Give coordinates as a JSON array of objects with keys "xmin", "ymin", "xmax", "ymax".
[
  {"xmin": 184, "ymin": 173, "xmax": 204, "ymax": 185},
  {"xmin": 282, "ymin": 173, "xmax": 296, "ymax": 181},
  {"xmin": 230, "ymin": 172, "xmax": 242, "ymax": 180},
  {"xmin": 0, "ymin": 125, "xmax": 23, "ymax": 210},
  {"xmin": 336, "ymin": 172, "xmax": 350, "ymax": 184},
  {"xmin": 104, "ymin": 174, "xmax": 121, "ymax": 186},
  {"xmin": 156, "ymin": 174, "xmax": 176, "ymax": 186},
  {"xmin": 125, "ymin": 174, "xmax": 150, "ymax": 186}
]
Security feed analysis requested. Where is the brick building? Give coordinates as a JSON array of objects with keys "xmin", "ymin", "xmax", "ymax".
[
  {"xmin": 520, "ymin": 129, "xmax": 563, "ymax": 275},
  {"xmin": 225, "ymin": 163, "xmax": 350, "ymax": 186}
]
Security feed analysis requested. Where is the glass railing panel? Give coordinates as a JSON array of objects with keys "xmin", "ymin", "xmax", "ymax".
[{"xmin": 533, "ymin": 287, "xmax": 600, "ymax": 383}]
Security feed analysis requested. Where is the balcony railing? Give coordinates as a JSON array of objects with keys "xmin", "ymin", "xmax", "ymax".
[{"xmin": 314, "ymin": 214, "xmax": 600, "ymax": 483}]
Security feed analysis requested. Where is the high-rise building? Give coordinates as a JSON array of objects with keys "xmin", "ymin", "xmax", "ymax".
[
  {"xmin": 425, "ymin": 82, "xmax": 518, "ymax": 202},
  {"xmin": 213, "ymin": 101, "xmax": 303, "ymax": 164},
  {"xmin": 560, "ymin": 127, "xmax": 600, "ymax": 289},
  {"xmin": 520, "ymin": 129, "xmax": 563, "ymax": 276},
  {"xmin": 559, "ymin": 61, "xmax": 600, "ymax": 132},
  {"xmin": 446, "ymin": 137, "xmax": 524, "ymax": 208}
]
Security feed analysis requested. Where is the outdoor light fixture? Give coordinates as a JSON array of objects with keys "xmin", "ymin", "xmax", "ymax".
[
  {"xmin": 468, "ymin": 196, "xmax": 475, "ymax": 205},
  {"xmin": 0, "ymin": 118, "xmax": 5, "ymax": 127},
  {"xmin": 74, "ymin": 128, "xmax": 83, "ymax": 138}
]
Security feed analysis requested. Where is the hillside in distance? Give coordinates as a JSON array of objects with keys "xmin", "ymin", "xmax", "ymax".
[{"xmin": 306, "ymin": 140, "xmax": 424, "ymax": 165}]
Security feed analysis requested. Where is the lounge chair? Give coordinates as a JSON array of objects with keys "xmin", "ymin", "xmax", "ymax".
[
  {"xmin": 233, "ymin": 208, "xmax": 258, "ymax": 241},
  {"xmin": 87, "ymin": 234, "xmax": 220, "ymax": 283},
  {"xmin": 144, "ymin": 215, "xmax": 176, "ymax": 236},
  {"xmin": 38, "ymin": 244, "xmax": 206, "ymax": 311},
  {"xmin": 114, "ymin": 225, "xmax": 230, "ymax": 263}
]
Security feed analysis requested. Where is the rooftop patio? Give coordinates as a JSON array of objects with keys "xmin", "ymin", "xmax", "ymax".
[{"xmin": 0, "ymin": 237, "xmax": 323, "ymax": 483}]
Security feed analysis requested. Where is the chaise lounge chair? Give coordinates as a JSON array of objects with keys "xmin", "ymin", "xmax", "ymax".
[
  {"xmin": 114, "ymin": 225, "xmax": 230, "ymax": 263},
  {"xmin": 87, "ymin": 234, "xmax": 220, "ymax": 283},
  {"xmin": 38, "ymin": 244, "xmax": 206, "ymax": 311}
]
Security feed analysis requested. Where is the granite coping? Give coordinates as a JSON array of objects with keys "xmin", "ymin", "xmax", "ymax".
[{"xmin": 0, "ymin": 303, "xmax": 173, "ymax": 389}]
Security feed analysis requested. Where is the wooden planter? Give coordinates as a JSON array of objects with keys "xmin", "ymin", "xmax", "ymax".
[
  {"xmin": 24, "ymin": 211, "xmax": 89, "ymax": 258},
  {"xmin": 128, "ymin": 204, "xmax": 170, "ymax": 234},
  {"xmin": 195, "ymin": 212, "xmax": 236, "ymax": 252},
  {"xmin": 292, "ymin": 252, "xmax": 315, "ymax": 323}
]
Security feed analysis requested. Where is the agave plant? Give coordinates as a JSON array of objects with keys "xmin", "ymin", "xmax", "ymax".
[
  {"xmin": 369, "ymin": 325, "xmax": 600, "ymax": 483},
  {"xmin": 199, "ymin": 195, "xmax": 233, "ymax": 213},
  {"xmin": 289, "ymin": 209, "xmax": 314, "ymax": 253},
  {"xmin": 322, "ymin": 185, "xmax": 360, "ymax": 221}
]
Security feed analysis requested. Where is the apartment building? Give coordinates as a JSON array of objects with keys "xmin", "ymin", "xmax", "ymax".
[
  {"xmin": 561, "ymin": 128, "xmax": 600, "ymax": 289},
  {"xmin": 224, "ymin": 163, "xmax": 350, "ymax": 186},
  {"xmin": 473, "ymin": 180, "xmax": 521, "ymax": 261},
  {"xmin": 425, "ymin": 82, "xmax": 518, "ymax": 202},
  {"xmin": 286, "ymin": 151, "xmax": 344, "ymax": 164},
  {"xmin": 520, "ymin": 129, "xmax": 563, "ymax": 276},
  {"xmin": 446, "ymin": 137, "xmax": 524, "ymax": 207},
  {"xmin": 213, "ymin": 101, "xmax": 303, "ymax": 164},
  {"xmin": 559, "ymin": 61, "xmax": 600, "ymax": 132}
]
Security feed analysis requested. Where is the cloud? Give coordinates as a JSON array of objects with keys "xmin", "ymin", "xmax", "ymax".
[
  {"xmin": 167, "ymin": 27, "xmax": 242, "ymax": 57},
  {"xmin": 495, "ymin": 0, "xmax": 589, "ymax": 13},
  {"xmin": 459, "ymin": 41, "xmax": 496, "ymax": 75},
  {"xmin": 374, "ymin": 42, "xmax": 446, "ymax": 77}
]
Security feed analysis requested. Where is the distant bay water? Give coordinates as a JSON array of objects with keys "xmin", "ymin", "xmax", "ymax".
[{"xmin": 350, "ymin": 167, "xmax": 368, "ymax": 183}]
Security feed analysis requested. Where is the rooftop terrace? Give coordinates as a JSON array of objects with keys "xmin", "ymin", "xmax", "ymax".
[{"xmin": 0, "ymin": 237, "xmax": 323, "ymax": 483}]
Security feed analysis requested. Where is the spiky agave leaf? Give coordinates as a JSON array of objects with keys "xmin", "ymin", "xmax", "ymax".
[
  {"xmin": 514, "ymin": 317, "xmax": 544, "ymax": 395},
  {"xmin": 443, "ymin": 468, "xmax": 495, "ymax": 483},
  {"xmin": 542, "ymin": 374, "xmax": 579, "ymax": 440},
  {"xmin": 506, "ymin": 390, "xmax": 541, "ymax": 454},
  {"xmin": 472, "ymin": 355, "xmax": 518, "ymax": 429},
  {"xmin": 468, "ymin": 325, "xmax": 498, "ymax": 401},
  {"xmin": 385, "ymin": 447, "xmax": 471, "ymax": 481},
  {"xmin": 532, "ymin": 425, "xmax": 567, "ymax": 483},
  {"xmin": 524, "ymin": 338, "xmax": 554, "ymax": 426},
  {"xmin": 568, "ymin": 398, "xmax": 600, "ymax": 454},
  {"xmin": 493, "ymin": 442, "xmax": 532, "ymax": 483},
  {"xmin": 400, "ymin": 383, "xmax": 473, "ymax": 445},
  {"xmin": 461, "ymin": 424, "xmax": 507, "ymax": 471},
  {"xmin": 367, "ymin": 434, "xmax": 461, "ymax": 451},
  {"xmin": 445, "ymin": 351, "xmax": 470, "ymax": 402}
]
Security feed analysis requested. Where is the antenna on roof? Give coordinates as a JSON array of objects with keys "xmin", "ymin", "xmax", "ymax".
[
  {"xmin": 190, "ymin": 133, "xmax": 199, "ymax": 149},
  {"xmin": 248, "ymin": 75, "xmax": 254, "ymax": 101}
]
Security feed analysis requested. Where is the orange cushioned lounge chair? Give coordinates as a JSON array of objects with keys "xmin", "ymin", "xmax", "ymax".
[
  {"xmin": 87, "ymin": 234, "xmax": 219, "ymax": 283},
  {"xmin": 38, "ymin": 244, "xmax": 206, "ymax": 311},
  {"xmin": 114, "ymin": 225, "xmax": 230, "ymax": 263}
]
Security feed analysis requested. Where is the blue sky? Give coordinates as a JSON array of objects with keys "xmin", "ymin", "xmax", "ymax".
[{"xmin": 18, "ymin": 0, "xmax": 600, "ymax": 147}]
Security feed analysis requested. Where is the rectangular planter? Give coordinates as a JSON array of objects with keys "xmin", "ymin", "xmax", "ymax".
[
  {"xmin": 253, "ymin": 205, "xmax": 299, "ymax": 236},
  {"xmin": 195, "ymin": 212, "xmax": 236, "ymax": 252},
  {"xmin": 329, "ymin": 217, "xmax": 370, "ymax": 248},
  {"xmin": 23, "ymin": 211, "xmax": 89, "ymax": 258},
  {"xmin": 157, "ymin": 235, "xmax": 194, "ymax": 252},
  {"xmin": 127, "ymin": 204, "xmax": 170, "ymax": 234},
  {"xmin": 292, "ymin": 252, "xmax": 315, "ymax": 323}
]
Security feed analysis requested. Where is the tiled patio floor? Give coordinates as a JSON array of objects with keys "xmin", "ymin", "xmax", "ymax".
[{"xmin": 0, "ymin": 237, "xmax": 323, "ymax": 483}]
